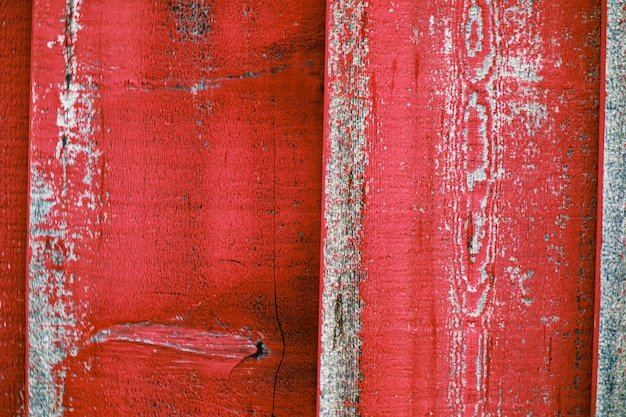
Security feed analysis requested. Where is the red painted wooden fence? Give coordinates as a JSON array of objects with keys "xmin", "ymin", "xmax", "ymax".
[
  {"xmin": 0, "ymin": 0, "xmax": 623, "ymax": 416},
  {"xmin": 27, "ymin": 0, "xmax": 324, "ymax": 415},
  {"xmin": 319, "ymin": 1, "xmax": 600, "ymax": 415}
]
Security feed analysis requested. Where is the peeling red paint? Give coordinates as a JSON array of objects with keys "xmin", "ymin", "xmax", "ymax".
[
  {"xmin": 318, "ymin": 0, "xmax": 371, "ymax": 415},
  {"xmin": 320, "ymin": 0, "xmax": 600, "ymax": 415},
  {"xmin": 0, "ymin": 0, "xmax": 608, "ymax": 415},
  {"xmin": 28, "ymin": 0, "xmax": 324, "ymax": 415}
]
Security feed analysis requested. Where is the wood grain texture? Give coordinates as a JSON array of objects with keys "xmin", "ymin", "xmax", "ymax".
[
  {"xmin": 0, "ymin": 1, "xmax": 31, "ymax": 415},
  {"xmin": 27, "ymin": 0, "xmax": 324, "ymax": 415},
  {"xmin": 319, "ymin": 0, "xmax": 600, "ymax": 415},
  {"xmin": 595, "ymin": 0, "xmax": 626, "ymax": 415},
  {"xmin": 318, "ymin": 0, "xmax": 370, "ymax": 415}
]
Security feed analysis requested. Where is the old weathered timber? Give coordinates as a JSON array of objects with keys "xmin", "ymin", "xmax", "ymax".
[
  {"xmin": 319, "ymin": 0, "xmax": 600, "ymax": 415},
  {"xmin": 27, "ymin": 1, "xmax": 324, "ymax": 415},
  {"xmin": 0, "ymin": 2, "xmax": 31, "ymax": 415},
  {"xmin": 594, "ymin": 0, "xmax": 626, "ymax": 415},
  {"xmin": 318, "ymin": 0, "xmax": 370, "ymax": 415}
]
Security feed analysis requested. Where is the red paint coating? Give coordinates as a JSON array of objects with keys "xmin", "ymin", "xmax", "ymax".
[
  {"xmin": 0, "ymin": 1, "xmax": 31, "ymax": 415},
  {"xmin": 320, "ymin": 0, "xmax": 600, "ymax": 415},
  {"xmin": 28, "ymin": 0, "xmax": 324, "ymax": 415},
  {"xmin": 591, "ymin": 0, "xmax": 608, "ymax": 414}
]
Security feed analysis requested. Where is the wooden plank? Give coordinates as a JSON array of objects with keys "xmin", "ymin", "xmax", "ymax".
[
  {"xmin": 594, "ymin": 0, "xmax": 626, "ymax": 415},
  {"xmin": 27, "ymin": 1, "xmax": 324, "ymax": 415},
  {"xmin": 0, "ymin": 1, "xmax": 31, "ymax": 415},
  {"xmin": 319, "ymin": 0, "xmax": 600, "ymax": 415}
]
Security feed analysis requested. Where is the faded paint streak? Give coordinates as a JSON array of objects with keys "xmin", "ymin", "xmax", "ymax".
[
  {"xmin": 28, "ymin": 1, "xmax": 103, "ymax": 415},
  {"xmin": 443, "ymin": 1, "xmax": 503, "ymax": 414},
  {"xmin": 439, "ymin": 1, "xmax": 597, "ymax": 414},
  {"xmin": 319, "ymin": 0, "xmax": 371, "ymax": 415},
  {"xmin": 90, "ymin": 323, "xmax": 257, "ymax": 359},
  {"xmin": 596, "ymin": 0, "xmax": 626, "ymax": 415}
]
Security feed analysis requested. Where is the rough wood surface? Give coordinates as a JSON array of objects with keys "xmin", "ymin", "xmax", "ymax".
[
  {"xmin": 319, "ymin": 0, "xmax": 600, "ymax": 415},
  {"xmin": 595, "ymin": 0, "xmax": 626, "ymax": 415},
  {"xmin": 318, "ymin": 0, "xmax": 370, "ymax": 415},
  {"xmin": 27, "ymin": 1, "xmax": 324, "ymax": 415},
  {"xmin": 0, "ymin": 2, "xmax": 31, "ymax": 415}
]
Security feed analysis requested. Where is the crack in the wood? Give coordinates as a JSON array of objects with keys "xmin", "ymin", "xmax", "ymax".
[
  {"xmin": 63, "ymin": 0, "xmax": 77, "ymax": 89},
  {"xmin": 217, "ymin": 258, "xmax": 248, "ymax": 268},
  {"xmin": 271, "ymin": 109, "xmax": 285, "ymax": 417},
  {"xmin": 124, "ymin": 65, "xmax": 289, "ymax": 93}
]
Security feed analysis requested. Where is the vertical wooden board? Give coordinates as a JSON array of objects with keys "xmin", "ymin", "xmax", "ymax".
[
  {"xmin": 595, "ymin": 0, "xmax": 626, "ymax": 415},
  {"xmin": 319, "ymin": 0, "xmax": 600, "ymax": 415},
  {"xmin": 28, "ymin": 1, "xmax": 324, "ymax": 416},
  {"xmin": 0, "ymin": 1, "xmax": 31, "ymax": 415}
]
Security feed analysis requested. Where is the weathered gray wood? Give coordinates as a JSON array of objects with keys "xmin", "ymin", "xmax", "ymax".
[
  {"xmin": 596, "ymin": 1, "xmax": 626, "ymax": 415},
  {"xmin": 318, "ymin": 1, "xmax": 370, "ymax": 415}
]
